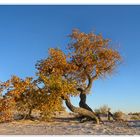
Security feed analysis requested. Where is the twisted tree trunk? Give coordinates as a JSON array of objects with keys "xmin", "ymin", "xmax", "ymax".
[
  {"xmin": 78, "ymin": 72, "xmax": 95, "ymax": 112},
  {"xmin": 63, "ymin": 97, "xmax": 99, "ymax": 124},
  {"xmin": 77, "ymin": 73, "xmax": 103, "ymax": 123},
  {"xmin": 79, "ymin": 91, "xmax": 93, "ymax": 112},
  {"xmin": 79, "ymin": 91, "xmax": 103, "ymax": 123}
]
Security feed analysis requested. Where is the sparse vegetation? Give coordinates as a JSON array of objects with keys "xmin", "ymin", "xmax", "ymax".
[
  {"xmin": 128, "ymin": 112, "xmax": 140, "ymax": 116},
  {"xmin": 130, "ymin": 115, "xmax": 140, "ymax": 120},
  {"xmin": 95, "ymin": 105, "xmax": 109, "ymax": 115},
  {"xmin": 128, "ymin": 112, "xmax": 140, "ymax": 121},
  {"xmin": 113, "ymin": 111, "xmax": 124, "ymax": 121}
]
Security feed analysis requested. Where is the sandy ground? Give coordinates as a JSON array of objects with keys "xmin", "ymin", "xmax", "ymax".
[{"xmin": 0, "ymin": 114, "xmax": 140, "ymax": 135}]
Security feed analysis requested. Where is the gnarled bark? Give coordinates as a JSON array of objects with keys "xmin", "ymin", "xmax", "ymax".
[
  {"xmin": 79, "ymin": 92, "xmax": 93, "ymax": 112},
  {"xmin": 63, "ymin": 97, "xmax": 99, "ymax": 124}
]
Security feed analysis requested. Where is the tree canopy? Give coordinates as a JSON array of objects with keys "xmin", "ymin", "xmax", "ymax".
[{"xmin": 0, "ymin": 29, "xmax": 122, "ymax": 123}]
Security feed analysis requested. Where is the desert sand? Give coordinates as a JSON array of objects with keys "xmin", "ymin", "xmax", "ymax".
[{"xmin": 0, "ymin": 113, "xmax": 139, "ymax": 135}]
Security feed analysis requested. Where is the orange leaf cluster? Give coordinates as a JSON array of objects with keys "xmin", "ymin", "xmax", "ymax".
[{"xmin": 68, "ymin": 29, "xmax": 122, "ymax": 81}]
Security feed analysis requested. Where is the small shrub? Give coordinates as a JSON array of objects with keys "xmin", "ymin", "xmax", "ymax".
[
  {"xmin": 113, "ymin": 111, "xmax": 124, "ymax": 120},
  {"xmin": 132, "ymin": 112, "xmax": 140, "ymax": 116},
  {"xmin": 100, "ymin": 105, "xmax": 109, "ymax": 114},
  {"xmin": 95, "ymin": 105, "xmax": 109, "ymax": 115},
  {"xmin": 130, "ymin": 115, "xmax": 140, "ymax": 120}
]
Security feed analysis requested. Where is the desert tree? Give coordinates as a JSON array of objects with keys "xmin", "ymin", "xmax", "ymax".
[{"xmin": 36, "ymin": 29, "xmax": 121, "ymax": 124}]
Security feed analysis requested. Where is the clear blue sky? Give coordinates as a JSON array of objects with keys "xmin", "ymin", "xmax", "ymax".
[{"xmin": 0, "ymin": 5, "xmax": 140, "ymax": 113}]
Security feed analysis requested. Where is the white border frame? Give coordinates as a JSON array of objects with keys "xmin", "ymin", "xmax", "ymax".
[{"xmin": 0, "ymin": 0, "xmax": 140, "ymax": 5}]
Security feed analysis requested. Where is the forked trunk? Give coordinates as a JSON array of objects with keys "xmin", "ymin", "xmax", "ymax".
[{"xmin": 64, "ymin": 97, "xmax": 99, "ymax": 124}]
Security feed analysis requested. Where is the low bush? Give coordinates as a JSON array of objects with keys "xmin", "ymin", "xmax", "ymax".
[
  {"xmin": 113, "ymin": 111, "xmax": 124, "ymax": 120},
  {"xmin": 95, "ymin": 105, "xmax": 109, "ymax": 115},
  {"xmin": 130, "ymin": 115, "xmax": 140, "ymax": 120}
]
